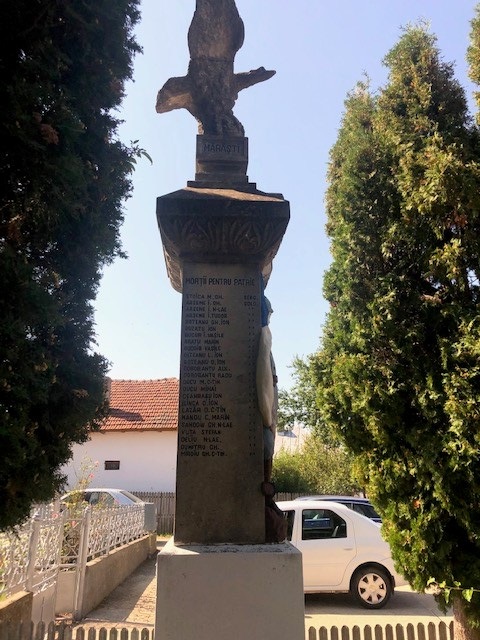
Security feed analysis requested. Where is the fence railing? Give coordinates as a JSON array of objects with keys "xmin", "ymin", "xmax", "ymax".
[
  {"xmin": 132, "ymin": 491, "xmax": 302, "ymax": 534},
  {"xmin": 0, "ymin": 506, "xmax": 64, "ymax": 599},
  {"xmin": 1, "ymin": 503, "xmax": 150, "ymax": 601},
  {"xmin": 306, "ymin": 622, "xmax": 453, "ymax": 640},
  {"xmin": 0, "ymin": 621, "xmax": 454, "ymax": 640},
  {"xmin": 60, "ymin": 503, "xmax": 147, "ymax": 569},
  {"xmin": 0, "ymin": 623, "xmax": 155, "ymax": 640}
]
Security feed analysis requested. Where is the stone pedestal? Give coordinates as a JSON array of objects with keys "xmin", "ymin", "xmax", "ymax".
[{"xmin": 155, "ymin": 539, "xmax": 305, "ymax": 640}]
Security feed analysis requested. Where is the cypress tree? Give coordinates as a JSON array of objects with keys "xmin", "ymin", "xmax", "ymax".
[
  {"xmin": 316, "ymin": 23, "xmax": 480, "ymax": 637},
  {"xmin": 0, "ymin": 0, "xmax": 142, "ymax": 529}
]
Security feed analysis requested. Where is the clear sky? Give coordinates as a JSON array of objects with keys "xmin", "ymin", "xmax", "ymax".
[{"xmin": 94, "ymin": 0, "xmax": 479, "ymax": 391}]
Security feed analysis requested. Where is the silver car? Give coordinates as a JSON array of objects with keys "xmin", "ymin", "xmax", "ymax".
[{"xmin": 61, "ymin": 488, "xmax": 157, "ymax": 532}]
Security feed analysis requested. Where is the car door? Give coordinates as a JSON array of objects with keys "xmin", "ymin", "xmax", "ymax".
[{"xmin": 292, "ymin": 507, "xmax": 357, "ymax": 590}]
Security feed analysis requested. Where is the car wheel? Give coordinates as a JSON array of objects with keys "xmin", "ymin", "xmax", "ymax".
[{"xmin": 351, "ymin": 565, "xmax": 392, "ymax": 609}]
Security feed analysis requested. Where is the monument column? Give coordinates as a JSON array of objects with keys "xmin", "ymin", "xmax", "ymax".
[
  {"xmin": 155, "ymin": 2, "xmax": 304, "ymax": 638},
  {"xmin": 157, "ymin": 186, "xmax": 290, "ymax": 544}
]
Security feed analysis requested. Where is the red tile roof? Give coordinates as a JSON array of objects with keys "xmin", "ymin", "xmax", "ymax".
[{"xmin": 103, "ymin": 379, "xmax": 179, "ymax": 432}]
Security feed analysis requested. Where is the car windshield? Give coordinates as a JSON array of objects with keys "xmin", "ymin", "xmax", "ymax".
[
  {"xmin": 351, "ymin": 503, "xmax": 381, "ymax": 520},
  {"xmin": 117, "ymin": 490, "xmax": 143, "ymax": 504}
]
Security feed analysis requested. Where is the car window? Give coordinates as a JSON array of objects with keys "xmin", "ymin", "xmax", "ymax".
[
  {"xmin": 115, "ymin": 492, "xmax": 134, "ymax": 505},
  {"xmin": 352, "ymin": 503, "xmax": 380, "ymax": 520},
  {"xmin": 89, "ymin": 491, "xmax": 114, "ymax": 507},
  {"xmin": 301, "ymin": 508, "xmax": 347, "ymax": 540},
  {"xmin": 62, "ymin": 491, "xmax": 89, "ymax": 507}
]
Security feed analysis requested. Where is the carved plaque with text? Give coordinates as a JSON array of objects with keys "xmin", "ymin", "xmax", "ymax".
[{"xmin": 174, "ymin": 262, "xmax": 265, "ymax": 544}]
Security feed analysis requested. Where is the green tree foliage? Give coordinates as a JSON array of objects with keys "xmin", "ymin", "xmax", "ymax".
[
  {"xmin": 468, "ymin": 6, "xmax": 480, "ymax": 123},
  {"xmin": 0, "ymin": 0, "xmax": 142, "ymax": 530},
  {"xmin": 276, "ymin": 357, "xmax": 359, "ymax": 495},
  {"xmin": 300, "ymin": 435, "xmax": 360, "ymax": 495},
  {"xmin": 278, "ymin": 356, "xmax": 339, "ymax": 444},
  {"xmin": 272, "ymin": 449, "xmax": 313, "ymax": 494},
  {"xmin": 272, "ymin": 434, "xmax": 360, "ymax": 495},
  {"xmin": 314, "ymin": 21, "xmax": 480, "ymax": 634}
]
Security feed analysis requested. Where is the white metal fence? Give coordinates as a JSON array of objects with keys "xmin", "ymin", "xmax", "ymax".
[
  {"xmin": 307, "ymin": 622, "xmax": 453, "ymax": 640},
  {"xmin": 0, "ymin": 502, "xmax": 149, "ymax": 607},
  {"xmin": 61, "ymin": 504, "xmax": 145, "ymax": 569},
  {"xmin": 0, "ymin": 504, "xmax": 64, "ymax": 600},
  {"xmin": 0, "ymin": 620, "xmax": 454, "ymax": 640}
]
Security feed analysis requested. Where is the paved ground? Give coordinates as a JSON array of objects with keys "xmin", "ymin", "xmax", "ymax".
[
  {"xmin": 76, "ymin": 540, "xmax": 453, "ymax": 633},
  {"xmin": 304, "ymin": 587, "xmax": 452, "ymax": 629},
  {"xmin": 82, "ymin": 554, "xmax": 157, "ymax": 629}
]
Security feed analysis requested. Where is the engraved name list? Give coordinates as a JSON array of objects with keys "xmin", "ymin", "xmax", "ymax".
[{"xmin": 179, "ymin": 267, "xmax": 261, "ymax": 462}]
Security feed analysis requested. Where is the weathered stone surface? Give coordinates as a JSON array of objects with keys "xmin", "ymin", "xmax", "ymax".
[
  {"xmin": 191, "ymin": 134, "xmax": 249, "ymax": 186},
  {"xmin": 175, "ymin": 262, "xmax": 264, "ymax": 544},
  {"xmin": 157, "ymin": 187, "xmax": 290, "ymax": 292},
  {"xmin": 158, "ymin": 187, "xmax": 290, "ymax": 545},
  {"xmin": 155, "ymin": 540, "xmax": 305, "ymax": 640},
  {"xmin": 187, "ymin": 0, "xmax": 244, "ymax": 61},
  {"xmin": 155, "ymin": 0, "xmax": 275, "ymax": 137}
]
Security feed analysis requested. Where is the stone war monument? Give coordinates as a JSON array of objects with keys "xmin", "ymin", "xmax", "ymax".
[{"xmin": 155, "ymin": 2, "xmax": 305, "ymax": 639}]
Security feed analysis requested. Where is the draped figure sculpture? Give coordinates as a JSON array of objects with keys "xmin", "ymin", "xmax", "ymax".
[
  {"xmin": 257, "ymin": 294, "xmax": 287, "ymax": 543},
  {"xmin": 256, "ymin": 295, "xmax": 277, "ymax": 484}
]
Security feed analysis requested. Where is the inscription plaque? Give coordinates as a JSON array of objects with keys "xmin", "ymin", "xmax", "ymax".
[
  {"xmin": 174, "ymin": 262, "xmax": 264, "ymax": 544},
  {"xmin": 193, "ymin": 135, "xmax": 249, "ymax": 185},
  {"xmin": 196, "ymin": 135, "xmax": 247, "ymax": 162}
]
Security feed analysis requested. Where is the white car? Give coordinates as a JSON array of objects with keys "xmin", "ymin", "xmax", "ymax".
[{"xmin": 278, "ymin": 499, "xmax": 407, "ymax": 609}]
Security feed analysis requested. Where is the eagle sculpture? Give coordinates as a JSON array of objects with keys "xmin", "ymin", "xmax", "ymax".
[{"xmin": 156, "ymin": 0, "xmax": 275, "ymax": 136}]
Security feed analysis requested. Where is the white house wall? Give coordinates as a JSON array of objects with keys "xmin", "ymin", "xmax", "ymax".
[
  {"xmin": 61, "ymin": 430, "xmax": 177, "ymax": 492},
  {"xmin": 274, "ymin": 424, "xmax": 308, "ymax": 454}
]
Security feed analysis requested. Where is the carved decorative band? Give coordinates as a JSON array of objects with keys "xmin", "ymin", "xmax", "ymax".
[
  {"xmin": 156, "ymin": 188, "xmax": 290, "ymax": 292},
  {"xmin": 159, "ymin": 215, "xmax": 287, "ymax": 262}
]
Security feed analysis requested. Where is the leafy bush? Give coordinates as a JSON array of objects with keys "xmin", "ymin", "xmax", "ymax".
[
  {"xmin": 271, "ymin": 449, "xmax": 314, "ymax": 493},
  {"xmin": 272, "ymin": 434, "xmax": 361, "ymax": 495}
]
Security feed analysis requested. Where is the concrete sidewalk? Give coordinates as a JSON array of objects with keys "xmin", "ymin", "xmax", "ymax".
[
  {"xmin": 76, "ymin": 541, "xmax": 453, "ymax": 633},
  {"xmin": 78, "ymin": 546, "xmax": 159, "ymax": 629}
]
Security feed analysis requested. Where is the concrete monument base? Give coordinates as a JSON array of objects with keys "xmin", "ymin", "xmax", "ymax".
[{"xmin": 155, "ymin": 538, "xmax": 305, "ymax": 640}]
